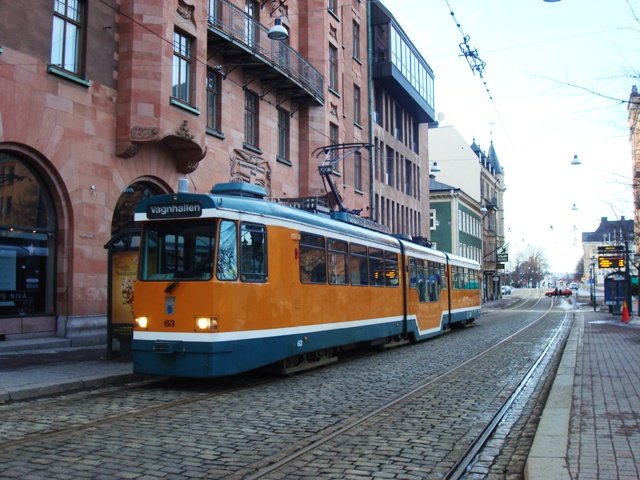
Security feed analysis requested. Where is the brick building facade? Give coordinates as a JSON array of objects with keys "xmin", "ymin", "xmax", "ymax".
[{"xmin": 0, "ymin": 0, "xmax": 434, "ymax": 344}]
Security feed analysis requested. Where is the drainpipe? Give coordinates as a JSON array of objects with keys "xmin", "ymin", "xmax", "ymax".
[{"xmin": 366, "ymin": 0, "xmax": 375, "ymax": 220}]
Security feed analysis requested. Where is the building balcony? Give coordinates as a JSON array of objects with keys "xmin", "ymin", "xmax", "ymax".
[{"xmin": 208, "ymin": 0, "xmax": 324, "ymax": 105}]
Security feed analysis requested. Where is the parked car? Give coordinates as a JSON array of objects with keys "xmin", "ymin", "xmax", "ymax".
[
  {"xmin": 501, "ymin": 285, "xmax": 512, "ymax": 295},
  {"xmin": 545, "ymin": 288, "xmax": 572, "ymax": 297},
  {"xmin": 569, "ymin": 282, "xmax": 579, "ymax": 291}
]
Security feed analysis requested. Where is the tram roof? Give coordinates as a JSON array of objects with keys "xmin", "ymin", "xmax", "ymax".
[
  {"xmin": 134, "ymin": 187, "xmax": 480, "ymax": 269},
  {"xmin": 135, "ymin": 189, "xmax": 401, "ymax": 248}
]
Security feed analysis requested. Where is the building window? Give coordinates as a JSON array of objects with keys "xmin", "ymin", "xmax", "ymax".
[
  {"xmin": 329, "ymin": 44, "xmax": 339, "ymax": 92},
  {"xmin": 172, "ymin": 30, "xmax": 193, "ymax": 104},
  {"xmin": 352, "ymin": 21, "xmax": 360, "ymax": 61},
  {"xmin": 244, "ymin": 90, "xmax": 259, "ymax": 148},
  {"xmin": 405, "ymin": 159, "xmax": 412, "ymax": 196},
  {"xmin": 206, "ymin": 68, "xmax": 221, "ymax": 132},
  {"xmin": 354, "ymin": 151, "xmax": 362, "ymax": 191},
  {"xmin": 329, "ymin": 122, "xmax": 339, "ymax": 171},
  {"xmin": 385, "ymin": 146, "xmax": 394, "ymax": 187},
  {"xmin": 277, "ymin": 108, "xmax": 290, "ymax": 162},
  {"xmin": 374, "ymin": 86, "xmax": 383, "ymax": 126},
  {"xmin": 245, "ymin": 0, "xmax": 259, "ymax": 48},
  {"xmin": 328, "ymin": 0, "xmax": 338, "ymax": 15},
  {"xmin": 353, "ymin": 85, "xmax": 361, "ymax": 126},
  {"xmin": 50, "ymin": 0, "xmax": 84, "ymax": 75},
  {"xmin": 430, "ymin": 210, "xmax": 437, "ymax": 230},
  {"xmin": 395, "ymin": 104, "xmax": 403, "ymax": 141}
]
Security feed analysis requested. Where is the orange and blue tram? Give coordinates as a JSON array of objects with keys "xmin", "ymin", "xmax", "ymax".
[{"xmin": 131, "ymin": 182, "xmax": 481, "ymax": 377}]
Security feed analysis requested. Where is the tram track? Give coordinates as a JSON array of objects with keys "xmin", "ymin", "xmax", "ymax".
[
  {"xmin": 240, "ymin": 296, "xmax": 569, "ymax": 479},
  {"xmin": 0, "ymin": 293, "xmax": 541, "ymax": 451},
  {"xmin": 0, "ymin": 292, "xmax": 568, "ymax": 479},
  {"xmin": 0, "ymin": 375, "xmax": 279, "ymax": 450}
]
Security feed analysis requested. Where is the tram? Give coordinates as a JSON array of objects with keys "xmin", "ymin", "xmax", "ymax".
[{"xmin": 131, "ymin": 181, "xmax": 481, "ymax": 377}]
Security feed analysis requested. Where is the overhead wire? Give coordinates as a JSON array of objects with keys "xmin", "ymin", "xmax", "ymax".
[{"xmin": 442, "ymin": 0, "xmax": 519, "ymax": 156}]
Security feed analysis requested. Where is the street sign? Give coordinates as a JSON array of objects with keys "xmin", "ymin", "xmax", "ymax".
[
  {"xmin": 496, "ymin": 263, "xmax": 505, "ymax": 270},
  {"xmin": 496, "ymin": 253, "xmax": 508, "ymax": 262},
  {"xmin": 597, "ymin": 245, "xmax": 624, "ymax": 254},
  {"xmin": 598, "ymin": 256, "xmax": 625, "ymax": 268}
]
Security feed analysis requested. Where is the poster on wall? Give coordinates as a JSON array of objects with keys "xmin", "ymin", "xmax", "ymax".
[
  {"xmin": 0, "ymin": 249, "xmax": 17, "ymax": 307},
  {"xmin": 110, "ymin": 250, "xmax": 139, "ymax": 336}
]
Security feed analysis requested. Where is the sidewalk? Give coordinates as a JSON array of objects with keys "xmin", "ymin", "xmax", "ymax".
[
  {"xmin": 0, "ymin": 339, "xmax": 142, "ymax": 403},
  {"xmin": 525, "ymin": 305, "xmax": 640, "ymax": 479}
]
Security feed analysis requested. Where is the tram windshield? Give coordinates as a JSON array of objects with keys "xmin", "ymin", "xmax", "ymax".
[{"xmin": 139, "ymin": 220, "xmax": 216, "ymax": 281}]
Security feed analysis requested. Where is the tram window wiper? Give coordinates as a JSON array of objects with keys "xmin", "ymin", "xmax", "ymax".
[{"xmin": 165, "ymin": 280, "xmax": 180, "ymax": 293}]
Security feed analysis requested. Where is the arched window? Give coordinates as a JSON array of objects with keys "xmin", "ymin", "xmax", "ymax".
[
  {"xmin": 111, "ymin": 181, "xmax": 164, "ymax": 236},
  {"xmin": 0, "ymin": 152, "xmax": 56, "ymax": 316}
]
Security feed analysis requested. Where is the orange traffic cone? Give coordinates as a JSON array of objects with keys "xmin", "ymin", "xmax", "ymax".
[{"xmin": 621, "ymin": 301, "xmax": 630, "ymax": 323}]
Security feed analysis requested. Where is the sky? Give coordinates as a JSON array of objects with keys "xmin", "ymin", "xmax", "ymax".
[{"xmin": 380, "ymin": 0, "xmax": 639, "ymax": 273}]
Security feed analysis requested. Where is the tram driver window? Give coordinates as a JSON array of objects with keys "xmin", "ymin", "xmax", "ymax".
[{"xmin": 240, "ymin": 223, "xmax": 267, "ymax": 282}]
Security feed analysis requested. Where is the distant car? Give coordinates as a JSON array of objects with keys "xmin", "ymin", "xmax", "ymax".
[
  {"xmin": 569, "ymin": 282, "xmax": 579, "ymax": 290},
  {"xmin": 501, "ymin": 285, "xmax": 512, "ymax": 295},
  {"xmin": 545, "ymin": 288, "xmax": 572, "ymax": 297}
]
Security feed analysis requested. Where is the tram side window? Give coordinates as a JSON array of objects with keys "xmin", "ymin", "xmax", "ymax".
[
  {"xmin": 408, "ymin": 257, "xmax": 417, "ymax": 288},
  {"xmin": 427, "ymin": 261, "xmax": 441, "ymax": 301},
  {"xmin": 470, "ymin": 271, "xmax": 479, "ymax": 289},
  {"xmin": 300, "ymin": 233, "xmax": 326, "ymax": 283},
  {"xmin": 240, "ymin": 223, "xmax": 267, "ymax": 282},
  {"xmin": 369, "ymin": 248, "xmax": 385, "ymax": 286},
  {"xmin": 462, "ymin": 267, "xmax": 469, "ymax": 289},
  {"xmin": 452, "ymin": 266, "xmax": 459, "ymax": 289},
  {"xmin": 384, "ymin": 251, "xmax": 399, "ymax": 287},
  {"xmin": 349, "ymin": 243, "xmax": 368, "ymax": 286},
  {"xmin": 217, "ymin": 220, "xmax": 238, "ymax": 281},
  {"xmin": 415, "ymin": 259, "xmax": 427, "ymax": 302},
  {"xmin": 328, "ymin": 239, "xmax": 348, "ymax": 285}
]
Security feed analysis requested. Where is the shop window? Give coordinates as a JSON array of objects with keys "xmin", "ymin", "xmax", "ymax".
[{"xmin": 0, "ymin": 153, "xmax": 56, "ymax": 316}]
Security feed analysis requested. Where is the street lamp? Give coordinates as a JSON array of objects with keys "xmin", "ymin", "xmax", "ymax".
[{"xmin": 267, "ymin": 18, "xmax": 289, "ymax": 41}]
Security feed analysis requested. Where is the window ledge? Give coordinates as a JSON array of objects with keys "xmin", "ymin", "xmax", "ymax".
[
  {"xmin": 354, "ymin": 121, "xmax": 363, "ymax": 130},
  {"xmin": 47, "ymin": 65, "xmax": 91, "ymax": 88},
  {"xmin": 243, "ymin": 143, "xmax": 263, "ymax": 155},
  {"xmin": 276, "ymin": 156, "xmax": 292, "ymax": 166},
  {"xmin": 352, "ymin": 56, "xmax": 362, "ymax": 65},
  {"xmin": 354, "ymin": 188, "xmax": 364, "ymax": 195},
  {"xmin": 206, "ymin": 127, "xmax": 225, "ymax": 139},
  {"xmin": 170, "ymin": 97, "xmax": 200, "ymax": 115},
  {"xmin": 328, "ymin": 87, "xmax": 341, "ymax": 99}
]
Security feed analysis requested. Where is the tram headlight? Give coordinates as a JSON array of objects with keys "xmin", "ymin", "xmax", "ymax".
[
  {"xmin": 195, "ymin": 316, "xmax": 218, "ymax": 331},
  {"xmin": 135, "ymin": 316, "xmax": 148, "ymax": 329}
]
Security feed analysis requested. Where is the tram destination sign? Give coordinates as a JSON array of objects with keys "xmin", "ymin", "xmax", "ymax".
[{"xmin": 147, "ymin": 202, "xmax": 202, "ymax": 219}]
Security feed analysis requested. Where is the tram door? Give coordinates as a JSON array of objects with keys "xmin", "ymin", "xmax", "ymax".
[{"xmin": 104, "ymin": 229, "xmax": 140, "ymax": 358}]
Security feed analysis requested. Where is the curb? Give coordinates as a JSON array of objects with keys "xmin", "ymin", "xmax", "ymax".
[
  {"xmin": 0, "ymin": 373, "xmax": 145, "ymax": 404},
  {"xmin": 524, "ymin": 314, "xmax": 580, "ymax": 479}
]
